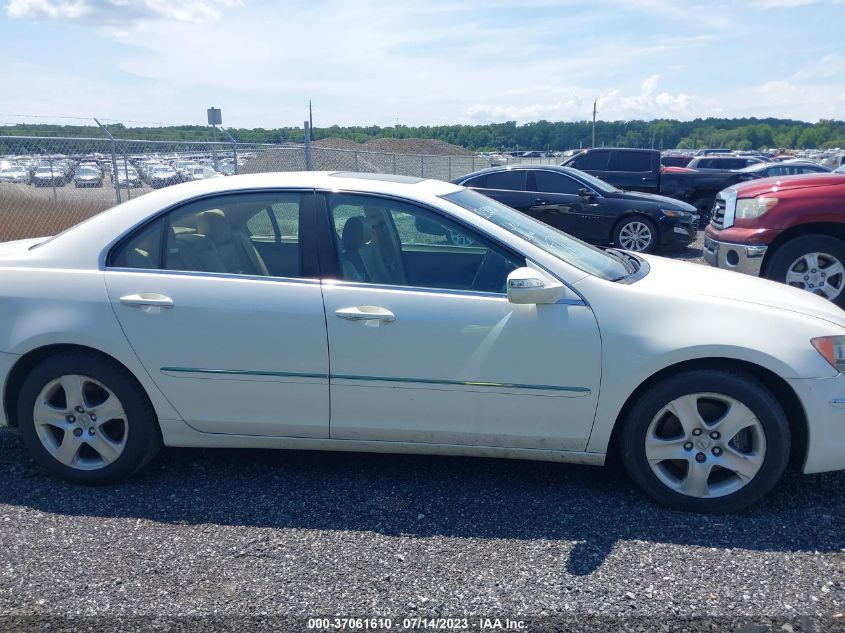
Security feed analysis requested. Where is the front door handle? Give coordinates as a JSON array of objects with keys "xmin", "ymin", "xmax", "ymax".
[
  {"xmin": 335, "ymin": 306, "xmax": 395, "ymax": 323},
  {"xmin": 119, "ymin": 293, "xmax": 174, "ymax": 310},
  {"xmin": 533, "ymin": 198, "xmax": 548, "ymax": 206}
]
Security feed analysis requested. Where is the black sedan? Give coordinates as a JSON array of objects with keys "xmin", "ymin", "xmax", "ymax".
[{"xmin": 451, "ymin": 166, "xmax": 697, "ymax": 253}]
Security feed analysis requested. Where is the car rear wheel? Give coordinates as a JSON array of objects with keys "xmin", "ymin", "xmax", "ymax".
[
  {"xmin": 614, "ymin": 216, "xmax": 657, "ymax": 253},
  {"xmin": 619, "ymin": 369, "xmax": 790, "ymax": 512},
  {"xmin": 765, "ymin": 235, "xmax": 845, "ymax": 308},
  {"xmin": 17, "ymin": 351, "xmax": 162, "ymax": 483}
]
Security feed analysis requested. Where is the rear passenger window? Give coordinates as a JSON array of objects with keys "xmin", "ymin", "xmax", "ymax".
[
  {"xmin": 462, "ymin": 174, "xmax": 487, "ymax": 188},
  {"xmin": 531, "ymin": 171, "xmax": 582, "ymax": 194},
  {"xmin": 571, "ymin": 151, "xmax": 610, "ymax": 170},
  {"xmin": 484, "ymin": 170, "xmax": 527, "ymax": 191},
  {"xmin": 110, "ymin": 192, "xmax": 303, "ymax": 278},
  {"xmin": 609, "ymin": 151, "xmax": 653, "ymax": 172}
]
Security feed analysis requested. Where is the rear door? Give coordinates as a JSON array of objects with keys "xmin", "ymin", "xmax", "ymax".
[
  {"xmin": 104, "ymin": 190, "xmax": 330, "ymax": 438},
  {"xmin": 606, "ymin": 151, "xmax": 659, "ymax": 192},
  {"xmin": 471, "ymin": 170, "xmax": 532, "ymax": 211}
]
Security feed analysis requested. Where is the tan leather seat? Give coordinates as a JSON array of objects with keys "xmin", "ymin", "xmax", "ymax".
[
  {"xmin": 340, "ymin": 216, "xmax": 404, "ymax": 285},
  {"xmin": 196, "ymin": 209, "xmax": 269, "ymax": 276}
]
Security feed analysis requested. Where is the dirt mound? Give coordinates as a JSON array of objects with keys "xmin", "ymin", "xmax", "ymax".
[
  {"xmin": 313, "ymin": 138, "xmax": 365, "ymax": 151},
  {"xmin": 363, "ymin": 138, "xmax": 473, "ymax": 156}
]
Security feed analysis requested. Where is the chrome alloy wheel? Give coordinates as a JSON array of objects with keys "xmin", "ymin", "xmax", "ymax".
[
  {"xmin": 785, "ymin": 252, "xmax": 845, "ymax": 301},
  {"xmin": 618, "ymin": 221, "xmax": 653, "ymax": 252},
  {"xmin": 645, "ymin": 393, "xmax": 766, "ymax": 499},
  {"xmin": 33, "ymin": 374, "xmax": 128, "ymax": 470}
]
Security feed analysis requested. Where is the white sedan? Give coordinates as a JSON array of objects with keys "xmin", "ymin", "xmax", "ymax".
[{"xmin": 1, "ymin": 171, "xmax": 844, "ymax": 512}]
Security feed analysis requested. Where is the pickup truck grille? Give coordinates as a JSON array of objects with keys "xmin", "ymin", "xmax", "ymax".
[
  {"xmin": 711, "ymin": 196, "xmax": 726, "ymax": 228},
  {"xmin": 709, "ymin": 190, "xmax": 737, "ymax": 229}
]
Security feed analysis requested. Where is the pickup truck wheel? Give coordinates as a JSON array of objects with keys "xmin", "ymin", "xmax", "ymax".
[
  {"xmin": 614, "ymin": 216, "xmax": 657, "ymax": 253},
  {"xmin": 619, "ymin": 369, "xmax": 790, "ymax": 513},
  {"xmin": 765, "ymin": 235, "xmax": 845, "ymax": 307}
]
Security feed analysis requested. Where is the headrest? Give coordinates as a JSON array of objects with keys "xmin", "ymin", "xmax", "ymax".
[
  {"xmin": 341, "ymin": 216, "xmax": 372, "ymax": 251},
  {"xmin": 196, "ymin": 209, "xmax": 232, "ymax": 242}
]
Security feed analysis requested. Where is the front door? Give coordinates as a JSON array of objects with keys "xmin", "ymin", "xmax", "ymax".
[
  {"xmin": 104, "ymin": 190, "xmax": 330, "ymax": 438},
  {"xmin": 319, "ymin": 192, "xmax": 602, "ymax": 451}
]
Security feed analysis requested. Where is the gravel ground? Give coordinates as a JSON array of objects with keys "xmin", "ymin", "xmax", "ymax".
[{"xmin": 1, "ymin": 230, "xmax": 844, "ymax": 631}]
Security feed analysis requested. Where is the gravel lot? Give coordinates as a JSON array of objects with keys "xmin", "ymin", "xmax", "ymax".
[{"xmin": 1, "ymin": 230, "xmax": 843, "ymax": 631}]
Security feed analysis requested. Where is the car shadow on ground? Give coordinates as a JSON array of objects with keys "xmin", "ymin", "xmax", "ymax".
[{"xmin": 0, "ymin": 429, "xmax": 842, "ymax": 577}]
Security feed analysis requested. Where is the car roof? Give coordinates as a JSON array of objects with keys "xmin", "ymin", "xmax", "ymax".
[{"xmin": 29, "ymin": 172, "xmax": 466, "ymax": 267}]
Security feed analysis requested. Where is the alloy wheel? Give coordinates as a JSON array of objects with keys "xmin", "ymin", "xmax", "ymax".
[
  {"xmin": 33, "ymin": 374, "xmax": 129, "ymax": 471},
  {"xmin": 785, "ymin": 251, "xmax": 845, "ymax": 301},
  {"xmin": 644, "ymin": 392, "xmax": 766, "ymax": 498},
  {"xmin": 618, "ymin": 221, "xmax": 653, "ymax": 252}
]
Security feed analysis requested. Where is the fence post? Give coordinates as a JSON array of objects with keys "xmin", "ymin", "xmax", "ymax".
[
  {"xmin": 448, "ymin": 156, "xmax": 452, "ymax": 180},
  {"xmin": 392, "ymin": 153, "xmax": 397, "ymax": 174},
  {"xmin": 220, "ymin": 126, "xmax": 238, "ymax": 175},
  {"xmin": 94, "ymin": 118, "xmax": 121, "ymax": 205},
  {"xmin": 304, "ymin": 122, "xmax": 313, "ymax": 170},
  {"xmin": 354, "ymin": 151, "xmax": 359, "ymax": 171},
  {"xmin": 420, "ymin": 155, "xmax": 424, "ymax": 178}
]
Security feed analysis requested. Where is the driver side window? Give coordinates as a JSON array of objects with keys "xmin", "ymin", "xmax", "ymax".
[{"xmin": 326, "ymin": 194, "xmax": 523, "ymax": 293}]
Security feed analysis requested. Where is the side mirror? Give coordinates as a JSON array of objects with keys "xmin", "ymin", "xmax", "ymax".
[
  {"xmin": 578, "ymin": 188, "xmax": 594, "ymax": 199},
  {"xmin": 414, "ymin": 216, "xmax": 447, "ymax": 237},
  {"xmin": 506, "ymin": 267, "xmax": 566, "ymax": 305}
]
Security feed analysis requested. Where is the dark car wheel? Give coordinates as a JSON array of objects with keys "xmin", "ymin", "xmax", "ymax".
[
  {"xmin": 693, "ymin": 198, "xmax": 713, "ymax": 228},
  {"xmin": 614, "ymin": 216, "xmax": 657, "ymax": 253},
  {"xmin": 17, "ymin": 351, "xmax": 162, "ymax": 484},
  {"xmin": 619, "ymin": 369, "xmax": 790, "ymax": 513},
  {"xmin": 765, "ymin": 234, "xmax": 845, "ymax": 308}
]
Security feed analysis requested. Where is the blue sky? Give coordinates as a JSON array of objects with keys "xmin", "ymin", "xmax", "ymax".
[{"xmin": 1, "ymin": 0, "xmax": 843, "ymax": 128}]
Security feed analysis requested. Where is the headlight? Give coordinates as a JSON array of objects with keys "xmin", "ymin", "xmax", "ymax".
[
  {"xmin": 811, "ymin": 336, "xmax": 845, "ymax": 372},
  {"xmin": 661, "ymin": 209, "xmax": 693, "ymax": 218},
  {"xmin": 735, "ymin": 197, "xmax": 778, "ymax": 219}
]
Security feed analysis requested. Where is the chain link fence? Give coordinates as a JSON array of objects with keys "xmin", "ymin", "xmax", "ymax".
[{"xmin": 0, "ymin": 133, "xmax": 567, "ymax": 241}]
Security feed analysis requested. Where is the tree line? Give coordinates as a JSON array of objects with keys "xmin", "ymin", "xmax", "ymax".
[{"xmin": 1, "ymin": 117, "xmax": 844, "ymax": 152}]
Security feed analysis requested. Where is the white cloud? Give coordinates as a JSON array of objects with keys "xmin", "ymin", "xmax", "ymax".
[
  {"xmin": 5, "ymin": 0, "xmax": 241, "ymax": 24},
  {"xmin": 792, "ymin": 54, "xmax": 845, "ymax": 80}
]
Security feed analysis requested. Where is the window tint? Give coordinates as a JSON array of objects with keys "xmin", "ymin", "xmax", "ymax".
[
  {"xmin": 462, "ymin": 174, "xmax": 487, "ymax": 188},
  {"xmin": 571, "ymin": 151, "xmax": 610, "ymax": 171},
  {"xmin": 327, "ymin": 194, "xmax": 523, "ymax": 293},
  {"xmin": 767, "ymin": 166, "xmax": 786, "ymax": 177},
  {"xmin": 484, "ymin": 170, "xmax": 528, "ymax": 191},
  {"xmin": 531, "ymin": 170, "xmax": 582, "ymax": 194},
  {"xmin": 110, "ymin": 192, "xmax": 302, "ymax": 278},
  {"xmin": 609, "ymin": 151, "xmax": 653, "ymax": 172}
]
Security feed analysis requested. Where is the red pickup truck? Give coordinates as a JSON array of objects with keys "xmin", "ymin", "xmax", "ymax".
[{"xmin": 704, "ymin": 173, "xmax": 845, "ymax": 307}]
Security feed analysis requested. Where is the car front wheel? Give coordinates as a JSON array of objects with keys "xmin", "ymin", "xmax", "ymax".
[
  {"xmin": 619, "ymin": 369, "xmax": 790, "ymax": 512},
  {"xmin": 17, "ymin": 351, "xmax": 161, "ymax": 483},
  {"xmin": 614, "ymin": 216, "xmax": 657, "ymax": 253}
]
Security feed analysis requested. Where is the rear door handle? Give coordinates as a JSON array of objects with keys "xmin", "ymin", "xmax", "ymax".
[
  {"xmin": 119, "ymin": 293, "xmax": 174, "ymax": 310},
  {"xmin": 335, "ymin": 306, "xmax": 395, "ymax": 323}
]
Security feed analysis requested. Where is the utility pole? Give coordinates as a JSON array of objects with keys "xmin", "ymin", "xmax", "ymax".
[
  {"xmin": 592, "ymin": 100, "xmax": 597, "ymax": 148},
  {"xmin": 309, "ymin": 100, "xmax": 314, "ymax": 141}
]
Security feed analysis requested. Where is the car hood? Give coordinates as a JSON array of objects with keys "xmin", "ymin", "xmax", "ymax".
[
  {"xmin": 637, "ymin": 253, "xmax": 845, "ymax": 328},
  {"xmin": 616, "ymin": 190, "xmax": 697, "ymax": 212}
]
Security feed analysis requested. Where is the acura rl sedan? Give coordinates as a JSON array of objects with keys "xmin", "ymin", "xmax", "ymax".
[{"xmin": 1, "ymin": 172, "xmax": 844, "ymax": 512}]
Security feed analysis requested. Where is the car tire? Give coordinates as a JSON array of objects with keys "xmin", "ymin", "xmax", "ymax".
[
  {"xmin": 614, "ymin": 216, "xmax": 657, "ymax": 253},
  {"xmin": 619, "ymin": 369, "xmax": 790, "ymax": 513},
  {"xmin": 764, "ymin": 234, "xmax": 845, "ymax": 308},
  {"xmin": 17, "ymin": 351, "xmax": 162, "ymax": 484}
]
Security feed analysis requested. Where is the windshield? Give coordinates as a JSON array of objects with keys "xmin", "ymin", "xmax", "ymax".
[
  {"xmin": 566, "ymin": 168, "xmax": 620, "ymax": 194},
  {"xmin": 442, "ymin": 189, "xmax": 630, "ymax": 281}
]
